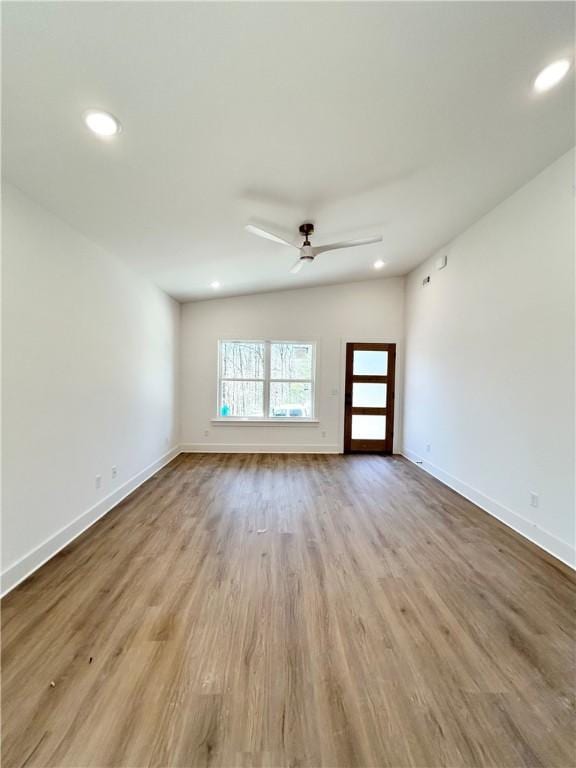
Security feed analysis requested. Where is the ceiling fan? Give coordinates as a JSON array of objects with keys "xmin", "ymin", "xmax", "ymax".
[{"xmin": 245, "ymin": 222, "xmax": 382, "ymax": 273}]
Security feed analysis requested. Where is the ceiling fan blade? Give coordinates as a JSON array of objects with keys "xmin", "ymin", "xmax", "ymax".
[
  {"xmin": 313, "ymin": 235, "xmax": 383, "ymax": 255},
  {"xmin": 245, "ymin": 224, "xmax": 297, "ymax": 249},
  {"xmin": 290, "ymin": 259, "xmax": 305, "ymax": 274}
]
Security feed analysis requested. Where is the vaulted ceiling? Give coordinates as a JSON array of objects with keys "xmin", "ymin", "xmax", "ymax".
[{"xmin": 3, "ymin": 2, "xmax": 574, "ymax": 300}]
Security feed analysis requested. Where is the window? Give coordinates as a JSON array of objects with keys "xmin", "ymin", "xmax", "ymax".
[{"xmin": 218, "ymin": 341, "xmax": 315, "ymax": 420}]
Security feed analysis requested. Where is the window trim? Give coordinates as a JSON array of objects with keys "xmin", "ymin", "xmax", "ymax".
[{"xmin": 217, "ymin": 339, "xmax": 317, "ymax": 421}]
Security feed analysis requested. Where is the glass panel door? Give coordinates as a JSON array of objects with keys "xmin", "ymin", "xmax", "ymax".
[{"xmin": 344, "ymin": 343, "xmax": 396, "ymax": 454}]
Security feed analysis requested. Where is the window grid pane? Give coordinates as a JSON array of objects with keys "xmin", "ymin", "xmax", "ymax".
[
  {"xmin": 352, "ymin": 414, "xmax": 386, "ymax": 440},
  {"xmin": 220, "ymin": 380, "xmax": 264, "ymax": 417},
  {"xmin": 353, "ymin": 350, "xmax": 388, "ymax": 376},
  {"xmin": 270, "ymin": 343, "xmax": 313, "ymax": 380},
  {"xmin": 352, "ymin": 382, "xmax": 387, "ymax": 407},
  {"xmin": 220, "ymin": 341, "xmax": 265, "ymax": 379},
  {"xmin": 269, "ymin": 382, "xmax": 312, "ymax": 418}
]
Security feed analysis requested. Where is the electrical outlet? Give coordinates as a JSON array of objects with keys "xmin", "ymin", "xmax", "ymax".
[
  {"xmin": 321, "ymin": 430, "xmax": 327, "ymax": 438},
  {"xmin": 204, "ymin": 430, "xmax": 209, "ymax": 437},
  {"xmin": 95, "ymin": 475, "xmax": 102, "ymax": 490},
  {"xmin": 111, "ymin": 466, "xmax": 118, "ymax": 480},
  {"xmin": 530, "ymin": 492, "xmax": 539, "ymax": 508},
  {"xmin": 426, "ymin": 443, "xmax": 431, "ymax": 453}
]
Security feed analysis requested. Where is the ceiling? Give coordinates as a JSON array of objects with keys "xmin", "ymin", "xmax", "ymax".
[{"xmin": 3, "ymin": 2, "xmax": 574, "ymax": 302}]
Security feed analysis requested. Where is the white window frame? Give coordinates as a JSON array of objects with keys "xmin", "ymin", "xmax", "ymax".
[{"xmin": 215, "ymin": 340, "xmax": 318, "ymax": 423}]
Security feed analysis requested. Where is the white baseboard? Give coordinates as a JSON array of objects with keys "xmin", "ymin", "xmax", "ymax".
[
  {"xmin": 402, "ymin": 449, "xmax": 575, "ymax": 570},
  {"xmin": 181, "ymin": 442, "xmax": 341, "ymax": 454},
  {"xmin": 1, "ymin": 446, "xmax": 181, "ymax": 597}
]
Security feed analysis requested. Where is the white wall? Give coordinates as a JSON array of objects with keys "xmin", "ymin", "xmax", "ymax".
[
  {"xmin": 403, "ymin": 149, "xmax": 575, "ymax": 567},
  {"xmin": 2, "ymin": 184, "xmax": 181, "ymax": 593},
  {"xmin": 180, "ymin": 279, "xmax": 404, "ymax": 453}
]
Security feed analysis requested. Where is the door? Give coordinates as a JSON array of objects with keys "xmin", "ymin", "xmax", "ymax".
[{"xmin": 344, "ymin": 343, "xmax": 396, "ymax": 454}]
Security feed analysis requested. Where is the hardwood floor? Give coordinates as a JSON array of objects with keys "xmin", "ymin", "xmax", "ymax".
[{"xmin": 2, "ymin": 453, "xmax": 575, "ymax": 767}]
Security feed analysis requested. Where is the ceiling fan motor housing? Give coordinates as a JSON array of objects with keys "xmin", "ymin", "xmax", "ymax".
[{"xmin": 301, "ymin": 244, "xmax": 314, "ymax": 260}]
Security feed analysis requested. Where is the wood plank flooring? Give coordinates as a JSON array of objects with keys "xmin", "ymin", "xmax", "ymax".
[{"xmin": 2, "ymin": 453, "xmax": 575, "ymax": 767}]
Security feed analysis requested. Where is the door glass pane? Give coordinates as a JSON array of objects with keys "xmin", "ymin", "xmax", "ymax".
[
  {"xmin": 220, "ymin": 381, "xmax": 264, "ymax": 417},
  {"xmin": 353, "ymin": 350, "xmax": 388, "ymax": 376},
  {"xmin": 271, "ymin": 343, "xmax": 313, "ymax": 379},
  {"xmin": 269, "ymin": 382, "xmax": 312, "ymax": 417},
  {"xmin": 221, "ymin": 342, "xmax": 264, "ymax": 379},
  {"xmin": 352, "ymin": 383, "xmax": 387, "ymax": 407},
  {"xmin": 352, "ymin": 415, "xmax": 386, "ymax": 440}
]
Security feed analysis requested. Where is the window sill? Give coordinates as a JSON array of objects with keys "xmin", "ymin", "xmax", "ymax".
[{"xmin": 210, "ymin": 418, "xmax": 320, "ymax": 427}]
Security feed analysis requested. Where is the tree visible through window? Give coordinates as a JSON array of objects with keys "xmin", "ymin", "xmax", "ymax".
[{"xmin": 218, "ymin": 341, "xmax": 315, "ymax": 418}]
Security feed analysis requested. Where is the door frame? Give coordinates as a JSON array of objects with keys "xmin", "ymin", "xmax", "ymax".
[{"xmin": 343, "ymin": 342, "xmax": 396, "ymax": 454}]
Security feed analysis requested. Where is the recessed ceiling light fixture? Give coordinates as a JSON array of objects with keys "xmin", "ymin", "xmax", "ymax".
[
  {"xmin": 533, "ymin": 59, "xmax": 571, "ymax": 93},
  {"xmin": 373, "ymin": 259, "xmax": 386, "ymax": 270},
  {"xmin": 84, "ymin": 110, "xmax": 121, "ymax": 137},
  {"xmin": 210, "ymin": 281, "xmax": 221, "ymax": 290}
]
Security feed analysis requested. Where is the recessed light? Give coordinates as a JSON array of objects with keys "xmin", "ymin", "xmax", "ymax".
[
  {"xmin": 373, "ymin": 259, "xmax": 386, "ymax": 270},
  {"xmin": 210, "ymin": 281, "xmax": 221, "ymax": 290},
  {"xmin": 84, "ymin": 110, "xmax": 121, "ymax": 137},
  {"xmin": 534, "ymin": 59, "xmax": 571, "ymax": 93}
]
